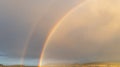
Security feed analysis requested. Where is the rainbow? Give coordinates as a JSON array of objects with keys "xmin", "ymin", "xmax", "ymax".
[{"xmin": 39, "ymin": 0, "xmax": 90, "ymax": 66}]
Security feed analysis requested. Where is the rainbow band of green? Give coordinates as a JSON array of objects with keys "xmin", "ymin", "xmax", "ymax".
[{"xmin": 39, "ymin": 0, "xmax": 90, "ymax": 66}]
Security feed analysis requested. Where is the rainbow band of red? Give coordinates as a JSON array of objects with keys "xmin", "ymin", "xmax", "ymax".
[{"xmin": 39, "ymin": 0, "xmax": 90, "ymax": 66}]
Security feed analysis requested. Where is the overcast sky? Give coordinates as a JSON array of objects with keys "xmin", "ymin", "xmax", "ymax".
[{"xmin": 0, "ymin": 0, "xmax": 85, "ymax": 66}]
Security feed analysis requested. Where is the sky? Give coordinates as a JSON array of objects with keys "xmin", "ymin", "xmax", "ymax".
[
  {"xmin": 41, "ymin": 0, "xmax": 120, "ymax": 65},
  {"xmin": 0, "ymin": 0, "xmax": 84, "ymax": 66},
  {"xmin": 1, "ymin": 0, "xmax": 120, "ymax": 66}
]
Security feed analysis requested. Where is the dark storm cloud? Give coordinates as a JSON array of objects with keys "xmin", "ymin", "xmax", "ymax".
[
  {"xmin": 0, "ymin": 0, "xmax": 84, "ymax": 61},
  {"xmin": 0, "ymin": 0, "xmax": 55, "ymax": 59}
]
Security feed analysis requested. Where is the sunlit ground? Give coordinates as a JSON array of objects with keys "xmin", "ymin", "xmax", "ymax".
[{"xmin": 40, "ymin": 62, "xmax": 120, "ymax": 67}]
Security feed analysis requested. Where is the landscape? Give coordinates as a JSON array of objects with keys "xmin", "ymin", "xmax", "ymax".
[
  {"xmin": 40, "ymin": 62, "xmax": 120, "ymax": 67},
  {"xmin": 0, "ymin": 62, "xmax": 120, "ymax": 67}
]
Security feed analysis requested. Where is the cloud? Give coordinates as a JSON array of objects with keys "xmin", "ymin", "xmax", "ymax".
[{"xmin": 42, "ymin": 0, "xmax": 120, "ymax": 65}]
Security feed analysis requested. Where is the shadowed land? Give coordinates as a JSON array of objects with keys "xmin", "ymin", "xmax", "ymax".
[{"xmin": 0, "ymin": 64, "xmax": 38, "ymax": 67}]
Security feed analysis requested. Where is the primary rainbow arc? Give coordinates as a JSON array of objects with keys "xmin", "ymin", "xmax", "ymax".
[{"xmin": 39, "ymin": 0, "xmax": 90, "ymax": 66}]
